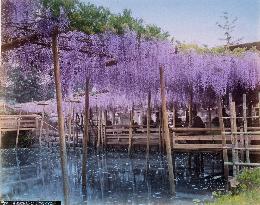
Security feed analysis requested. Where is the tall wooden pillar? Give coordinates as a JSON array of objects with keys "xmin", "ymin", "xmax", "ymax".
[
  {"xmin": 218, "ymin": 98, "xmax": 229, "ymax": 179},
  {"xmin": 104, "ymin": 110, "xmax": 107, "ymax": 149},
  {"xmin": 146, "ymin": 91, "xmax": 151, "ymax": 159},
  {"xmin": 188, "ymin": 93, "xmax": 193, "ymax": 127},
  {"xmin": 172, "ymin": 104, "xmax": 176, "ymax": 147},
  {"xmin": 82, "ymin": 78, "xmax": 90, "ymax": 188},
  {"xmin": 128, "ymin": 106, "xmax": 134, "ymax": 156},
  {"xmin": 68, "ymin": 101, "xmax": 72, "ymax": 148},
  {"xmin": 15, "ymin": 109, "xmax": 21, "ymax": 148},
  {"xmin": 159, "ymin": 66, "xmax": 175, "ymax": 195},
  {"xmin": 243, "ymin": 94, "xmax": 249, "ymax": 163},
  {"xmin": 229, "ymin": 94, "xmax": 238, "ymax": 176},
  {"xmin": 97, "ymin": 109, "xmax": 102, "ymax": 151},
  {"xmin": 52, "ymin": 30, "xmax": 69, "ymax": 205},
  {"xmin": 158, "ymin": 107, "xmax": 162, "ymax": 153},
  {"xmin": 0, "ymin": 129, "xmax": 2, "ymax": 149}
]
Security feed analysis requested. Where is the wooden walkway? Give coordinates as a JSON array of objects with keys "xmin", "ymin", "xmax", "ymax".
[
  {"xmin": 0, "ymin": 114, "xmax": 41, "ymax": 147},
  {"xmin": 99, "ymin": 125, "xmax": 260, "ymax": 151},
  {"xmin": 0, "ymin": 115, "xmax": 39, "ymax": 131}
]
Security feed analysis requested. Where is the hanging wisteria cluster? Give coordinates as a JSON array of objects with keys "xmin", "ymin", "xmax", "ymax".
[{"xmin": 3, "ymin": 0, "xmax": 260, "ymax": 113}]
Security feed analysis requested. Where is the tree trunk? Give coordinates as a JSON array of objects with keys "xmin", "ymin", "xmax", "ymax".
[
  {"xmin": 82, "ymin": 77, "xmax": 89, "ymax": 188},
  {"xmin": 51, "ymin": 31, "xmax": 69, "ymax": 205},
  {"xmin": 159, "ymin": 66, "xmax": 175, "ymax": 195}
]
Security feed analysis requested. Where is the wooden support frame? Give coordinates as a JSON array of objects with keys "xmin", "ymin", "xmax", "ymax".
[
  {"xmin": 218, "ymin": 98, "xmax": 229, "ymax": 179},
  {"xmin": 230, "ymin": 100, "xmax": 239, "ymax": 176},
  {"xmin": 243, "ymin": 94, "xmax": 250, "ymax": 163}
]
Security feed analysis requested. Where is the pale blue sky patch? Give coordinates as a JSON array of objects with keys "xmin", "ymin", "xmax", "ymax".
[{"xmin": 81, "ymin": 0, "xmax": 260, "ymax": 47}]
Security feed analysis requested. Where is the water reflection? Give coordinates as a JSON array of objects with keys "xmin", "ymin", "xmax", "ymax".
[{"xmin": 0, "ymin": 148, "xmax": 225, "ymax": 204}]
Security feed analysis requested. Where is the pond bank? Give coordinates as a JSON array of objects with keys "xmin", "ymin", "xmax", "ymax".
[{"xmin": 208, "ymin": 168, "xmax": 260, "ymax": 205}]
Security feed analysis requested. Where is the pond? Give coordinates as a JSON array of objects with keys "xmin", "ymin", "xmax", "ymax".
[{"xmin": 0, "ymin": 148, "xmax": 226, "ymax": 204}]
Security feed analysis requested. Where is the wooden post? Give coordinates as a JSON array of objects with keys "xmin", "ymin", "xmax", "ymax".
[
  {"xmin": 46, "ymin": 121, "xmax": 50, "ymax": 148},
  {"xmin": 104, "ymin": 110, "xmax": 107, "ymax": 149},
  {"xmin": 233, "ymin": 102, "xmax": 239, "ymax": 174},
  {"xmin": 15, "ymin": 110, "xmax": 21, "ymax": 148},
  {"xmin": 218, "ymin": 98, "xmax": 229, "ymax": 179},
  {"xmin": 72, "ymin": 105, "xmax": 76, "ymax": 149},
  {"xmin": 229, "ymin": 93, "xmax": 236, "ymax": 176},
  {"xmin": 97, "ymin": 108, "xmax": 101, "ymax": 151},
  {"xmin": 128, "ymin": 106, "xmax": 134, "ymax": 156},
  {"xmin": 258, "ymin": 92, "xmax": 260, "ymax": 126},
  {"xmin": 146, "ymin": 91, "xmax": 151, "ymax": 159},
  {"xmin": 172, "ymin": 104, "xmax": 176, "ymax": 174},
  {"xmin": 38, "ymin": 104, "xmax": 47, "ymax": 148},
  {"xmin": 230, "ymin": 100, "xmax": 238, "ymax": 176},
  {"xmin": 159, "ymin": 66, "xmax": 175, "ymax": 195},
  {"xmin": 188, "ymin": 93, "xmax": 192, "ymax": 127},
  {"xmin": 0, "ymin": 129, "xmax": 2, "ymax": 149},
  {"xmin": 161, "ymin": 107, "xmax": 165, "ymax": 153},
  {"xmin": 101, "ymin": 110, "xmax": 104, "ymax": 149},
  {"xmin": 243, "ymin": 94, "xmax": 250, "ymax": 163},
  {"xmin": 158, "ymin": 108, "xmax": 162, "ymax": 153},
  {"xmin": 239, "ymin": 127, "xmax": 245, "ymax": 162},
  {"xmin": 112, "ymin": 109, "xmax": 116, "ymax": 125},
  {"xmin": 172, "ymin": 104, "xmax": 176, "ymax": 149},
  {"xmin": 35, "ymin": 116, "xmax": 39, "ymax": 137},
  {"xmin": 68, "ymin": 101, "xmax": 72, "ymax": 148},
  {"xmin": 82, "ymin": 77, "xmax": 90, "ymax": 188},
  {"xmin": 51, "ymin": 30, "xmax": 69, "ymax": 205},
  {"xmin": 208, "ymin": 107, "xmax": 212, "ymax": 128},
  {"xmin": 39, "ymin": 109, "xmax": 44, "ymax": 147}
]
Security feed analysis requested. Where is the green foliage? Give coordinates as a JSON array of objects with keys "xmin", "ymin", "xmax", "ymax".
[
  {"xmin": 237, "ymin": 168, "xmax": 260, "ymax": 192},
  {"xmin": 6, "ymin": 66, "xmax": 54, "ymax": 103},
  {"xmin": 108, "ymin": 9, "xmax": 142, "ymax": 35},
  {"xmin": 40, "ymin": 0, "xmax": 169, "ymax": 39},
  {"xmin": 207, "ymin": 189, "xmax": 260, "ymax": 205},
  {"xmin": 143, "ymin": 24, "xmax": 170, "ymax": 40},
  {"xmin": 70, "ymin": 2, "xmax": 111, "ymax": 34},
  {"xmin": 41, "ymin": 0, "xmax": 78, "ymax": 17},
  {"xmin": 177, "ymin": 42, "xmax": 260, "ymax": 56},
  {"xmin": 208, "ymin": 168, "xmax": 260, "ymax": 205}
]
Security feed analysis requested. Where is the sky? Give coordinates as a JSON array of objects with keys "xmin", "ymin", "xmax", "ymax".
[{"xmin": 82, "ymin": 0, "xmax": 260, "ymax": 47}]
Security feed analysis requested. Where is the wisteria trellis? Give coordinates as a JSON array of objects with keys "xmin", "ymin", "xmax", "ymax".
[{"xmin": 3, "ymin": 0, "xmax": 260, "ymax": 111}]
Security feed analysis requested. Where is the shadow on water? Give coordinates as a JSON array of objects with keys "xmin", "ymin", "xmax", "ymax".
[{"xmin": 0, "ymin": 148, "xmax": 226, "ymax": 204}]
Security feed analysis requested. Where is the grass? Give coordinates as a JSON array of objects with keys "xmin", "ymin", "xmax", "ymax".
[
  {"xmin": 208, "ymin": 189, "xmax": 260, "ymax": 205},
  {"xmin": 207, "ymin": 168, "xmax": 260, "ymax": 205}
]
